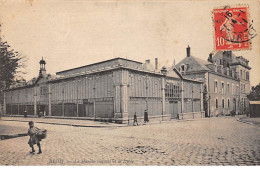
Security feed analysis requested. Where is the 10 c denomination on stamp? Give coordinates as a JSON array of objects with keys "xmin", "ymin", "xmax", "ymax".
[{"xmin": 213, "ymin": 6, "xmax": 255, "ymax": 51}]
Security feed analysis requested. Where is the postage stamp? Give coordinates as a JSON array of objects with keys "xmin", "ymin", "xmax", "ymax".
[{"xmin": 213, "ymin": 6, "xmax": 256, "ymax": 51}]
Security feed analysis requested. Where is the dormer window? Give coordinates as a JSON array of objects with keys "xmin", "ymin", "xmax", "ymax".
[
  {"xmin": 180, "ymin": 64, "xmax": 187, "ymax": 73},
  {"xmin": 216, "ymin": 59, "xmax": 221, "ymax": 65},
  {"xmin": 181, "ymin": 65, "xmax": 185, "ymax": 71}
]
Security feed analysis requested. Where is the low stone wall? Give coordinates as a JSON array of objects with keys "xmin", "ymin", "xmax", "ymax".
[
  {"xmin": 126, "ymin": 114, "xmax": 171, "ymax": 125},
  {"xmin": 2, "ymin": 113, "xmax": 172, "ymax": 125},
  {"xmin": 178, "ymin": 111, "xmax": 205, "ymax": 120}
]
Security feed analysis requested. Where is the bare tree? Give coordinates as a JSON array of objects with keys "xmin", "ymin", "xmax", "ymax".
[{"xmin": 0, "ymin": 23, "xmax": 27, "ymax": 103}]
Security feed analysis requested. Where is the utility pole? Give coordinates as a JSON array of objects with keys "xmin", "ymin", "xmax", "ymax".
[
  {"xmin": 191, "ymin": 83, "xmax": 194, "ymax": 118},
  {"xmin": 145, "ymin": 75, "xmax": 148, "ymax": 111},
  {"xmin": 62, "ymin": 83, "xmax": 65, "ymax": 117},
  {"xmin": 76, "ymin": 80, "xmax": 79, "ymax": 118},
  {"xmin": 93, "ymin": 76, "xmax": 97, "ymax": 119}
]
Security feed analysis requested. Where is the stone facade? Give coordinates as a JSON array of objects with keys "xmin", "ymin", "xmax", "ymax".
[{"xmin": 176, "ymin": 46, "xmax": 251, "ymax": 117}]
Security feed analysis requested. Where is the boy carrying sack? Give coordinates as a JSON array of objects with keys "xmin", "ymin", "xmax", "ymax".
[{"xmin": 28, "ymin": 121, "xmax": 47, "ymax": 154}]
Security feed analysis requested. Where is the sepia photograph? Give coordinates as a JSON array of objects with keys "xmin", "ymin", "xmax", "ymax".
[{"xmin": 0, "ymin": 0, "xmax": 259, "ymax": 167}]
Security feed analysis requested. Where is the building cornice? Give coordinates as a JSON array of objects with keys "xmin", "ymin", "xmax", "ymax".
[
  {"xmin": 208, "ymin": 70, "xmax": 240, "ymax": 81},
  {"xmin": 229, "ymin": 62, "xmax": 251, "ymax": 70},
  {"xmin": 4, "ymin": 64, "xmax": 203, "ymax": 91}
]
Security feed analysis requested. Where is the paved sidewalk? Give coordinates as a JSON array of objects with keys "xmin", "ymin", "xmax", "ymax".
[
  {"xmin": 0, "ymin": 116, "xmax": 126, "ymax": 128},
  {"xmin": 0, "ymin": 117, "xmax": 259, "ymax": 165},
  {"xmin": 0, "ymin": 115, "xmax": 241, "ymax": 129}
]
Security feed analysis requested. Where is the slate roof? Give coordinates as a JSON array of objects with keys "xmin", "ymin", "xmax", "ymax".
[
  {"xmin": 212, "ymin": 51, "xmax": 239, "ymax": 64},
  {"xmin": 175, "ymin": 55, "xmax": 210, "ymax": 73},
  {"xmin": 7, "ymin": 74, "xmax": 57, "ymax": 91},
  {"xmin": 175, "ymin": 50, "xmax": 250, "ymax": 81}
]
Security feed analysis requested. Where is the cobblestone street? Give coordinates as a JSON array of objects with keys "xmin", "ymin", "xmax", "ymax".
[{"xmin": 0, "ymin": 117, "xmax": 259, "ymax": 166}]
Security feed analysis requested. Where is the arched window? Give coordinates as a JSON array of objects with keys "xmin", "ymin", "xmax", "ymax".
[
  {"xmin": 228, "ymin": 99, "xmax": 230, "ymax": 108},
  {"xmin": 222, "ymin": 99, "xmax": 225, "ymax": 108},
  {"xmin": 216, "ymin": 99, "xmax": 218, "ymax": 108},
  {"xmin": 221, "ymin": 82, "xmax": 225, "ymax": 94}
]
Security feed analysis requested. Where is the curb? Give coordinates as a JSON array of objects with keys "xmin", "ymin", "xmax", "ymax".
[
  {"xmin": 0, "ymin": 119, "xmax": 127, "ymax": 128},
  {"xmin": 2, "ymin": 116, "xmax": 233, "ymax": 128},
  {"xmin": 1, "ymin": 117, "xmax": 199, "ymax": 128},
  {"xmin": 0, "ymin": 133, "xmax": 27, "ymax": 140},
  {"xmin": 236, "ymin": 118, "xmax": 255, "ymax": 126}
]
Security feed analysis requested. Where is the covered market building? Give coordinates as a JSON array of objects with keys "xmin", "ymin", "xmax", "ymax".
[{"xmin": 3, "ymin": 57, "xmax": 205, "ymax": 123}]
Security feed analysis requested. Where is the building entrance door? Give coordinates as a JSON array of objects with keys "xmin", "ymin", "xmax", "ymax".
[
  {"xmin": 165, "ymin": 100, "xmax": 180, "ymax": 119},
  {"xmin": 37, "ymin": 105, "xmax": 46, "ymax": 117},
  {"xmin": 85, "ymin": 102, "xmax": 94, "ymax": 117},
  {"xmin": 233, "ymin": 98, "xmax": 236, "ymax": 113}
]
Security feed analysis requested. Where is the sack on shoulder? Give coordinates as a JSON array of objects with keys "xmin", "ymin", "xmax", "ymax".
[{"xmin": 37, "ymin": 129, "xmax": 47, "ymax": 140}]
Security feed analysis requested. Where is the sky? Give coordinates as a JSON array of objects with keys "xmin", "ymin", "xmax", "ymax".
[{"xmin": 0, "ymin": 0, "xmax": 259, "ymax": 86}]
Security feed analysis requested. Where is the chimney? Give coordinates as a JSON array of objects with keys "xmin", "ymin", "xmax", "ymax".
[
  {"xmin": 223, "ymin": 51, "xmax": 232, "ymax": 64},
  {"xmin": 161, "ymin": 66, "xmax": 167, "ymax": 75},
  {"xmin": 155, "ymin": 58, "xmax": 158, "ymax": 70},
  {"xmin": 208, "ymin": 53, "xmax": 213, "ymax": 63},
  {"xmin": 186, "ymin": 45, "xmax": 190, "ymax": 57},
  {"xmin": 144, "ymin": 59, "xmax": 154, "ymax": 71}
]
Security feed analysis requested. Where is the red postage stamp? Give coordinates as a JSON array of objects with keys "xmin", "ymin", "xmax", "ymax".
[{"xmin": 213, "ymin": 6, "xmax": 253, "ymax": 51}]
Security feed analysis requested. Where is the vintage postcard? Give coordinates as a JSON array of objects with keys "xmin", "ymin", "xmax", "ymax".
[{"xmin": 0, "ymin": 0, "xmax": 259, "ymax": 166}]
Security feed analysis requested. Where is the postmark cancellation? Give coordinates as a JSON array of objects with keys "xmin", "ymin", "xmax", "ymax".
[{"xmin": 213, "ymin": 5, "xmax": 257, "ymax": 51}]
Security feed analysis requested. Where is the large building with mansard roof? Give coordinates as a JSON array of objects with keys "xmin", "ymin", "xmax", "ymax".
[
  {"xmin": 176, "ymin": 46, "xmax": 251, "ymax": 117},
  {"xmin": 2, "ymin": 56, "xmax": 204, "ymax": 123}
]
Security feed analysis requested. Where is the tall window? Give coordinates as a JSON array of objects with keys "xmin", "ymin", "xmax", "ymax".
[
  {"xmin": 222, "ymin": 99, "xmax": 225, "ymax": 109},
  {"xmin": 216, "ymin": 99, "xmax": 218, "ymax": 108},
  {"xmin": 228, "ymin": 99, "xmax": 230, "ymax": 108},
  {"xmin": 227, "ymin": 83, "xmax": 230, "ymax": 94},
  {"xmin": 241, "ymin": 84, "xmax": 245, "ymax": 93},
  {"xmin": 246, "ymin": 72, "xmax": 249, "ymax": 81},
  {"xmin": 40, "ymin": 86, "xmax": 47, "ymax": 95},
  {"xmin": 165, "ymin": 83, "xmax": 181, "ymax": 98},
  {"xmin": 214, "ymin": 81, "xmax": 218, "ymax": 93},
  {"xmin": 221, "ymin": 82, "xmax": 224, "ymax": 94}
]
